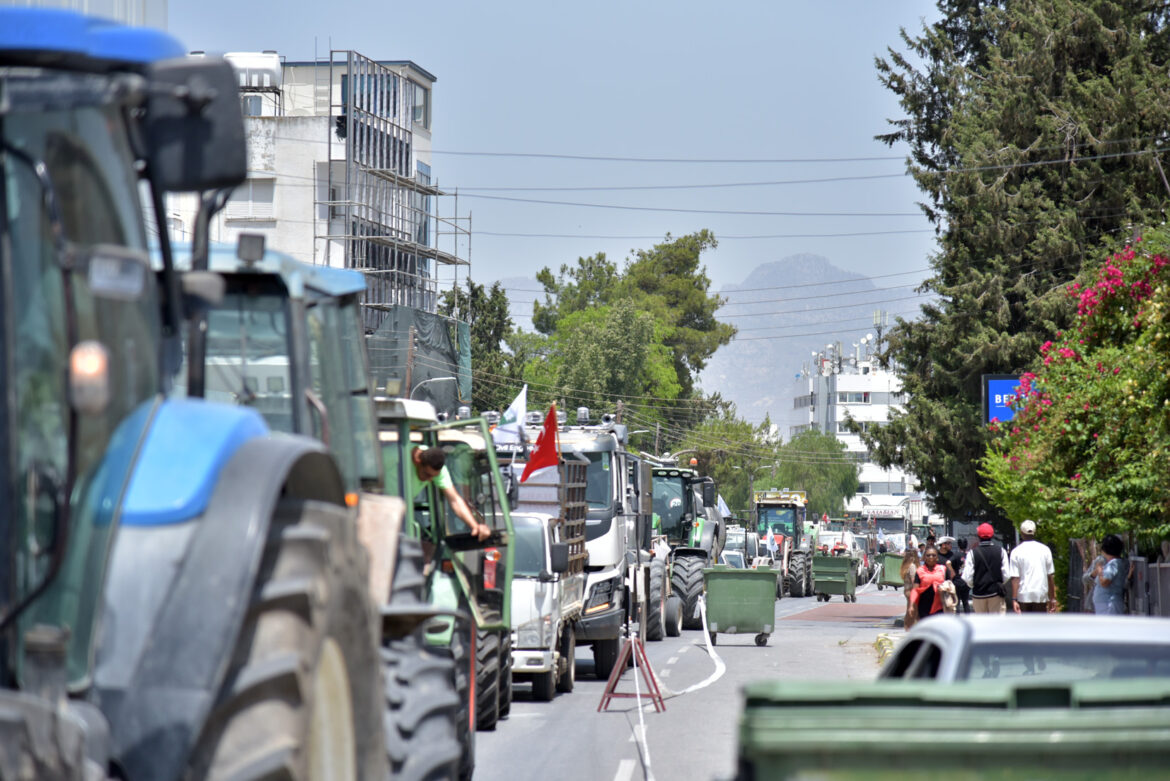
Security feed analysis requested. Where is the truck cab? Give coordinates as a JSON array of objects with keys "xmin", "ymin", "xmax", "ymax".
[{"xmin": 509, "ymin": 511, "xmax": 585, "ymax": 700}]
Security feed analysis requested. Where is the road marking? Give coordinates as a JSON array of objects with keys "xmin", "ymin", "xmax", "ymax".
[
  {"xmin": 505, "ymin": 712, "xmax": 542, "ymax": 718},
  {"xmin": 628, "ymin": 724, "xmax": 647, "ymax": 743},
  {"xmin": 667, "ymin": 656, "xmax": 679, "ymax": 665},
  {"xmin": 678, "ymin": 646, "xmax": 690, "ymax": 655},
  {"xmin": 614, "ymin": 758, "xmax": 636, "ymax": 781},
  {"xmin": 659, "ymin": 668, "xmax": 671, "ymax": 678}
]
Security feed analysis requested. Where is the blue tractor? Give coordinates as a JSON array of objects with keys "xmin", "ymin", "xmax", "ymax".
[{"xmin": 0, "ymin": 9, "xmax": 388, "ymax": 779}]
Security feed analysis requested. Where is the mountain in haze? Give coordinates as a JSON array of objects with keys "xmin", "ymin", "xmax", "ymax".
[
  {"xmin": 698, "ymin": 254, "xmax": 888, "ymax": 426},
  {"xmin": 491, "ymin": 256, "xmax": 897, "ymax": 429}
]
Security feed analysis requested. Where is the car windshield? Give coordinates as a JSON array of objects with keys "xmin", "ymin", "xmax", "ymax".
[
  {"xmin": 510, "ymin": 516, "xmax": 546, "ymax": 578},
  {"xmin": 758, "ymin": 507, "xmax": 796, "ymax": 537},
  {"xmin": 584, "ymin": 451, "xmax": 612, "ymax": 509},
  {"xmin": 959, "ymin": 642, "xmax": 1170, "ymax": 681}
]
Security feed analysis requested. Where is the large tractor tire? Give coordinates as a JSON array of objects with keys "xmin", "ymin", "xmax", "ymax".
[
  {"xmin": 789, "ymin": 553, "xmax": 809, "ymax": 598},
  {"xmin": 187, "ymin": 499, "xmax": 386, "ymax": 781},
  {"xmin": 671, "ymin": 556, "xmax": 706, "ymax": 630},
  {"xmin": 497, "ymin": 629, "xmax": 513, "ymax": 720},
  {"xmin": 664, "ymin": 596, "xmax": 683, "ymax": 637},
  {"xmin": 442, "ymin": 613, "xmax": 475, "ymax": 781},
  {"xmin": 474, "ymin": 629, "xmax": 502, "ymax": 731},
  {"xmin": 382, "ymin": 536, "xmax": 461, "ymax": 781},
  {"xmin": 645, "ymin": 558, "xmax": 666, "ymax": 641}
]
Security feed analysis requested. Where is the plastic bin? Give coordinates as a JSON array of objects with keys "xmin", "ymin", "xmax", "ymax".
[
  {"xmin": 737, "ymin": 677, "xmax": 1170, "ymax": 780},
  {"xmin": 702, "ymin": 565, "xmax": 776, "ymax": 646},
  {"xmin": 877, "ymin": 551, "xmax": 905, "ymax": 590},
  {"xmin": 812, "ymin": 555, "xmax": 857, "ymax": 603}
]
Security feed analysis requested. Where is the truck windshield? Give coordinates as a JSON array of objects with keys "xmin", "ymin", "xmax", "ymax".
[
  {"xmin": 653, "ymin": 475, "xmax": 689, "ymax": 537},
  {"xmin": 758, "ymin": 507, "xmax": 796, "ymax": 537},
  {"xmin": 510, "ymin": 516, "xmax": 546, "ymax": 578},
  {"xmin": 584, "ymin": 452, "xmax": 612, "ymax": 509},
  {"xmin": 2, "ymin": 69, "xmax": 159, "ymax": 686}
]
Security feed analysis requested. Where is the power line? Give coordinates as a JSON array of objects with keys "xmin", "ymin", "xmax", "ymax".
[
  {"xmin": 456, "ymin": 173, "xmax": 908, "ymax": 192},
  {"xmin": 456, "ymin": 192, "xmax": 923, "ymax": 217}
]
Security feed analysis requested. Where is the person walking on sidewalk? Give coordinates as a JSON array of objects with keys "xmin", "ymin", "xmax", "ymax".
[
  {"xmin": 961, "ymin": 523, "xmax": 1010, "ymax": 614},
  {"xmin": 1010, "ymin": 520, "xmax": 1056, "ymax": 613},
  {"xmin": 1086, "ymin": 533, "xmax": 1127, "ymax": 615}
]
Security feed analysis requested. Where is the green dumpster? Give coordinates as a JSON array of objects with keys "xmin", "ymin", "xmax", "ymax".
[
  {"xmin": 877, "ymin": 551, "xmax": 905, "ymax": 590},
  {"xmin": 737, "ymin": 677, "xmax": 1170, "ymax": 780},
  {"xmin": 812, "ymin": 555, "xmax": 857, "ymax": 603},
  {"xmin": 703, "ymin": 565, "xmax": 776, "ymax": 647}
]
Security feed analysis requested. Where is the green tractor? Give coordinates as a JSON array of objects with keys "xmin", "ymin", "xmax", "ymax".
[
  {"xmin": 651, "ymin": 462, "xmax": 725, "ymax": 630},
  {"xmin": 378, "ymin": 399, "xmax": 515, "ymax": 779}
]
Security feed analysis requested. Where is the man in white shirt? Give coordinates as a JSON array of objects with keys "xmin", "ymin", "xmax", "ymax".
[{"xmin": 1009, "ymin": 520, "xmax": 1056, "ymax": 613}]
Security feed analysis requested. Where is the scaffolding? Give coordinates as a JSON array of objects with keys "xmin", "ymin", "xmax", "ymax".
[{"xmin": 317, "ymin": 50, "xmax": 470, "ymax": 331}]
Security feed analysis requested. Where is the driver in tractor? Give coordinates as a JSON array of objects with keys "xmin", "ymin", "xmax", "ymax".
[{"xmin": 411, "ymin": 445, "xmax": 492, "ymax": 541}]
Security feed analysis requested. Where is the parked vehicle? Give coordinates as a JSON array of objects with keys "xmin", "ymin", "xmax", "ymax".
[{"xmin": 879, "ymin": 614, "xmax": 1170, "ymax": 682}]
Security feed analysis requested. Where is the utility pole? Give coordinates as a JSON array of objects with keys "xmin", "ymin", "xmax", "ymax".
[
  {"xmin": 654, "ymin": 423, "xmax": 661, "ymax": 457},
  {"xmin": 615, "ymin": 399, "xmax": 624, "ymax": 424}
]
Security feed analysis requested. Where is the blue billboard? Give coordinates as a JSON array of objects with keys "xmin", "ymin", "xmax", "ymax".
[{"xmin": 983, "ymin": 374, "xmax": 1022, "ymax": 423}]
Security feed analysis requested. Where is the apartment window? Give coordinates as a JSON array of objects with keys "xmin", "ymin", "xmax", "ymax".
[
  {"xmin": 837, "ymin": 391, "xmax": 870, "ymax": 404},
  {"xmin": 411, "ymin": 81, "xmax": 430, "ymax": 128},
  {"xmin": 241, "ymin": 95, "xmax": 263, "ymax": 116},
  {"xmin": 226, "ymin": 178, "xmax": 275, "ymax": 220}
]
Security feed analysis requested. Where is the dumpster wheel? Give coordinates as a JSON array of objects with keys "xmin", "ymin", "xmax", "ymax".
[{"xmin": 754, "ymin": 633, "xmax": 769, "ymax": 647}]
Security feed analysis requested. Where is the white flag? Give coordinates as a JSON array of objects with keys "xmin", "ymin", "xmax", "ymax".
[
  {"xmin": 492, "ymin": 385, "xmax": 527, "ymax": 445},
  {"xmin": 766, "ymin": 530, "xmax": 779, "ymax": 554}
]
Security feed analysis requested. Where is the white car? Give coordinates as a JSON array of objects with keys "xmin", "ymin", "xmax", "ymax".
[{"xmin": 879, "ymin": 614, "xmax": 1170, "ymax": 682}]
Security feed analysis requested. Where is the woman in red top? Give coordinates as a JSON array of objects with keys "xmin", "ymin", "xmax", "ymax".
[{"xmin": 908, "ymin": 546, "xmax": 948, "ymax": 621}]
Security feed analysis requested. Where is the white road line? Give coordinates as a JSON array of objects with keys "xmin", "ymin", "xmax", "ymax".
[
  {"xmin": 659, "ymin": 668, "xmax": 671, "ymax": 678},
  {"xmin": 614, "ymin": 758, "xmax": 636, "ymax": 781},
  {"xmin": 667, "ymin": 656, "xmax": 679, "ymax": 665},
  {"xmin": 628, "ymin": 725, "xmax": 647, "ymax": 743},
  {"xmin": 678, "ymin": 646, "xmax": 690, "ymax": 654}
]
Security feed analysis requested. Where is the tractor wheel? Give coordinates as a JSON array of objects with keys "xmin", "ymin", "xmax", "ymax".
[
  {"xmin": 593, "ymin": 637, "xmax": 620, "ymax": 679},
  {"xmin": 664, "ymin": 596, "xmax": 683, "ymax": 637},
  {"xmin": 671, "ymin": 556, "xmax": 706, "ymax": 630},
  {"xmin": 381, "ymin": 636, "xmax": 461, "ymax": 781},
  {"xmin": 789, "ymin": 554, "xmax": 808, "ymax": 598},
  {"xmin": 187, "ymin": 499, "xmax": 386, "ymax": 781},
  {"xmin": 556, "ymin": 628, "xmax": 576, "ymax": 693},
  {"xmin": 446, "ymin": 615, "xmax": 475, "ymax": 780},
  {"xmin": 474, "ymin": 629, "xmax": 501, "ymax": 731},
  {"xmin": 645, "ymin": 559, "xmax": 666, "ymax": 641},
  {"xmin": 498, "ymin": 630, "xmax": 513, "ymax": 720},
  {"xmin": 382, "ymin": 536, "xmax": 460, "ymax": 781}
]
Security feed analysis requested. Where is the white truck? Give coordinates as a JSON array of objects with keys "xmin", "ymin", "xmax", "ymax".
[
  {"xmin": 502, "ymin": 459, "xmax": 588, "ymax": 700},
  {"xmin": 509, "ymin": 512, "xmax": 586, "ymax": 700}
]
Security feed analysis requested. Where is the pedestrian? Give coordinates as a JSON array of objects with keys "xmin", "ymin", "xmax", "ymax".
[
  {"xmin": 908, "ymin": 546, "xmax": 948, "ymax": 622},
  {"xmin": 961, "ymin": 523, "xmax": 1010, "ymax": 614},
  {"xmin": 1085, "ymin": 534, "xmax": 1127, "ymax": 615},
  {"xmin": 900, "ymin": 546, "xmax": 920, "ymax": 629},
  {"xmin": 954, "ymin": 538, "xmax": 972, "ymax": 613},
  {"xmin": 937, "ymin": 536, "xmax": 959, "ymax": 580},
  {"xmin": 1009, "ymin": 520, "xmax": 1056, "ymax": 613}
]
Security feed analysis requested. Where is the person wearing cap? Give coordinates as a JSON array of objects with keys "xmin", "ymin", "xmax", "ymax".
[
  {"xmin": 961, "ymin": 522, "xmax": 1010, "ymax": 614},
  {"xmin": 1009, "ymin": 520, "xmax": 1056, "ymax": 613}
]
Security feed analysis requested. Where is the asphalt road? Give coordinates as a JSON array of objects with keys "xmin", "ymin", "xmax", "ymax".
[{"xmin": 475, "ymin": 577, "xmax": 906, "ymax": 781}]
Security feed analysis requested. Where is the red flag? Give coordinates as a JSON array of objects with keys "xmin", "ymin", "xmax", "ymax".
[{"xmin": 520, "ymin": 404, "xmax": 559, "ymax": 483}]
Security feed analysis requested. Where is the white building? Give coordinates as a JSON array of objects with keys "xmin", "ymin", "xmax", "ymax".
[
  {"xmin": 785, "ymin": 335, "xmax": 929, "ymax": 530},
  {"xmin": 167, "ymin": 49, "xmax": 469, "ymax": 330}
]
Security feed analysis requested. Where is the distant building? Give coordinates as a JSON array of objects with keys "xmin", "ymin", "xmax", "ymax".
[
  {"xmin": 784, "ymin": 336, "xmax": 929, "ymax": 531},
  {"xmin": 166, "ymin": 49, "xmax": 471, "ymax": 411}
]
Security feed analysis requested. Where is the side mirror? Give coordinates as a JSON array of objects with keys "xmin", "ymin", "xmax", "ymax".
[
  {"xmin": 701, "ymin": 480, "xmax": 717, "ymax": 509},
  {"xmin": 549, "ymin": 542, "xmax": 570, "ymax": 574},
  {"xmin": 144, "ymin": 57, "xmax": 247, "ymax": 192}
]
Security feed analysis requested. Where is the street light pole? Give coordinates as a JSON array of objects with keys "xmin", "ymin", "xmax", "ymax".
[{"xmin": 410, "ymin": 376, "xmax": 457, "ymax": 399}]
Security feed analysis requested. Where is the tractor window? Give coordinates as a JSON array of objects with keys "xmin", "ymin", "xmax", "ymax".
[
  {"xmin": 758, "ymin": 507, "xmax": 796, "ymax": 538},
  {"xmin": 201, "ymin": 284, "xmax": 292, "ymax": 432},
  {"xmin": 3, "ymin": 73, "xmax": 159, "ymax": 686},
  {"xmin": 653, "ymin": 476, "xmax": 688, "ymax": 537}
]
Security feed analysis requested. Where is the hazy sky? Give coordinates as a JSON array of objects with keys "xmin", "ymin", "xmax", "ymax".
[{"xmin": 170, "ymin": 1, "xmax": 942, "ymax": 320}]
